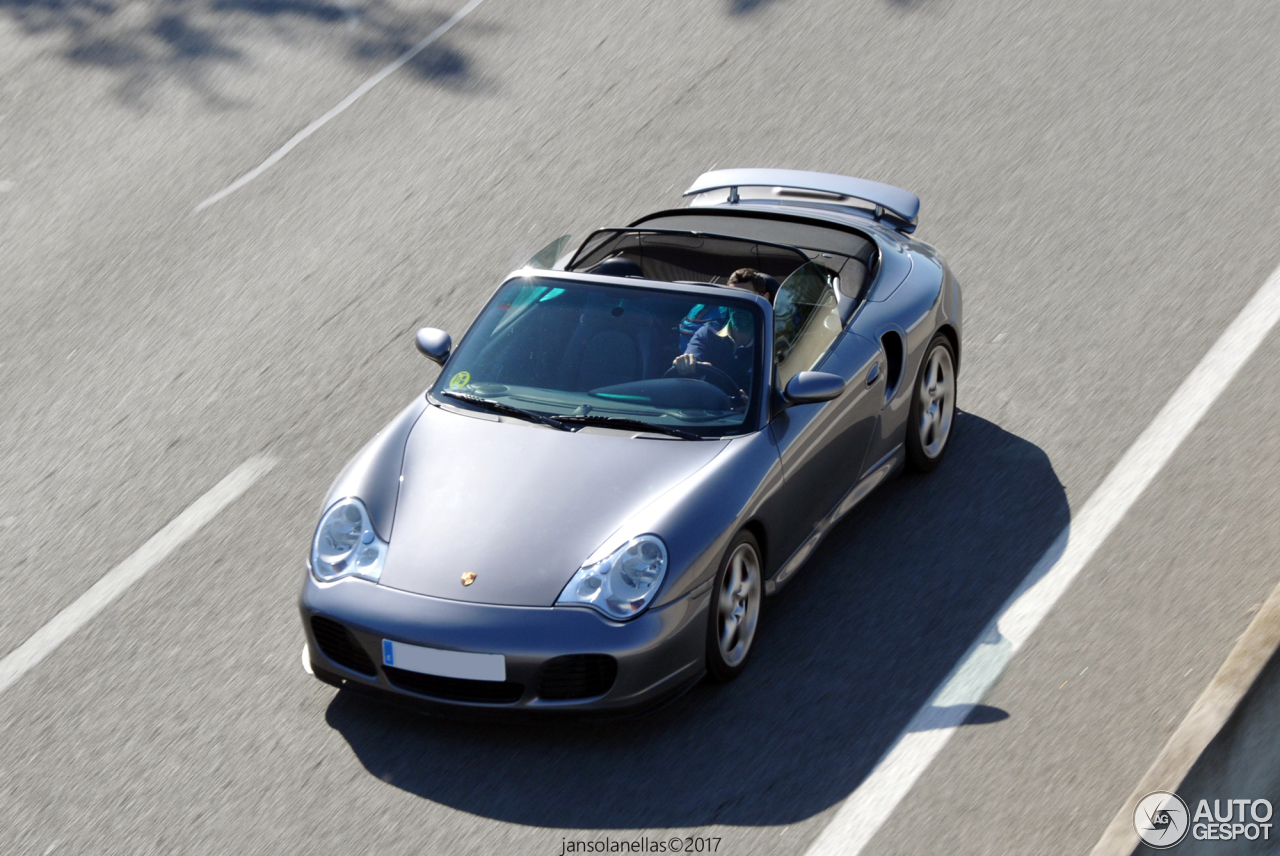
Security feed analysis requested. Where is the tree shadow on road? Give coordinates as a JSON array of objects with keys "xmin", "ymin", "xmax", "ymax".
[
  {"xmin": 729, "ymin": 0, "xmax": 934, "ymax": 13},
  {"xmin": 1, "ymin": 0, "xmax": 495, "ymax": 106},
  {"xmin": 325, "ymin": 411, "xmax": 1068, "ymax": 828},
  {"xmin": 727, "ymin": 0, "xmax": 783, "ymax": 14}
]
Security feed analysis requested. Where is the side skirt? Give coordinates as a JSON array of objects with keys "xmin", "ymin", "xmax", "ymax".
[{"xmin": 764, "ymin": 445, "xmax": 903, "ymax": 595}]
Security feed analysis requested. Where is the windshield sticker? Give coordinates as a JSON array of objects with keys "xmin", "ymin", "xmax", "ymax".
[{"xmin": 448, "ymin": 371, "xmax": 472, "ymax": 389}]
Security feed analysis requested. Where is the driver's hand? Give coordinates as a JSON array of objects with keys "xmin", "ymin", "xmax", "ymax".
[{"xmin": 672, "ymin": 353, "xmax": 703, "ymax": 376}]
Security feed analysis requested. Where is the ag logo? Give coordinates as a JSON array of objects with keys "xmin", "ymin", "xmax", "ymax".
[{"xmin": 1135, "ymin": 791, "xmax": 1190, "ymax": 849}]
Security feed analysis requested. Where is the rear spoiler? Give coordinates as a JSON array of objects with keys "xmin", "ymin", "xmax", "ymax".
[{"xmin": 683, "ymin": 168, "xmax": 920, "ymax": 233}]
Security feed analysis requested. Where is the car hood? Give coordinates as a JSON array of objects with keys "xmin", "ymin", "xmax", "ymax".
[{"xmin": 377, "ymin": 403, "xmax": 729, "ymax": 606}]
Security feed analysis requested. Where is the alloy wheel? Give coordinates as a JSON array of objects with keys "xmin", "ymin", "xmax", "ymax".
[
  {"xmin": 916, "ymin": 345, "xmax": 955, "ymax": 458},
  {"xmin": 717, "ymin": 542, "xmax": 761, "ymax": 667}
]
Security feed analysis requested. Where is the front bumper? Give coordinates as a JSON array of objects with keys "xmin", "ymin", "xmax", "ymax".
[{"xmin": 299, "ymin": 575, "xmax": 710, "ymax": 718}]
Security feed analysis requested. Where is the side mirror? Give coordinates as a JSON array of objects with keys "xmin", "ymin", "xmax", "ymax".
[
  {"xmin": 415, "ymin": 328, "xmax": 452, "ymax": 365},
  {"xmin": 782, "ymin": 371, "xmax": 845, "ymax": 406}
]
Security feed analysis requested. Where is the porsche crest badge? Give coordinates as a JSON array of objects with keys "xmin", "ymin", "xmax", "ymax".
[{"xmin": 461, "ymin": 572, "xmax": 477, "ymax": 586}]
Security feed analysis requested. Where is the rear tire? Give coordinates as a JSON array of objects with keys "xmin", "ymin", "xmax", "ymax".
[
  {"xmin": 904, "ymin": 334, "xmax": 957, "ymax": 473},
  {"xmin": 705, "ymin": 531, "xmax": 763, "ymax": 683}
]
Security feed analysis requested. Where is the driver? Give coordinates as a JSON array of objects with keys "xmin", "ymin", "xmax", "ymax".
[{"xmin": 671, "ymin": 268, "xmax": 776, "ymax": 396}]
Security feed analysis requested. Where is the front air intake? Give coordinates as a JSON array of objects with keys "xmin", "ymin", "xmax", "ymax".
[
  {"xmin": 310, "ymin": 616, "xmax": 376, "ymax": 676},
  {"xmin": 537, "ymin": 654, "xmax": 618, "ymax": 700},
  {"xmin": 383, "ymin": 667, "xmax": 524, "ymax": 704}
]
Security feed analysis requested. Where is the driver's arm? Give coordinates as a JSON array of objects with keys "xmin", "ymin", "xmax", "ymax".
[
  {"xmin": 671, "ymin": 353, "xmax": 708, "ymax": 374},
  {"xmin": 673, "ymin": 323, "xmax": 719, "ymax": 375}
]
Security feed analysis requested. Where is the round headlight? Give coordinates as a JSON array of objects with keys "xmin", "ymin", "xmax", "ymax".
[
  {"xmin": 557, "ymin": 534, "xmax": 668, "ymax": 620},
  {"xmin": 311, "ymin": 498, "xmax": 387, "ymax": 583},
  {"xmin": 609, "ymin": 539, "xmax": 665, "ymax": 602}
]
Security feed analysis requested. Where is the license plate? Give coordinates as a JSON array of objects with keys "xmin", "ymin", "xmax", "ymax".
[{"xmin": 381, "ymin": 639, "xmax": 506, "ymax": 682}]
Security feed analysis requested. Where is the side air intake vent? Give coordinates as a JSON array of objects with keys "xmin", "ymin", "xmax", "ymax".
[
  {"xmin": 881, "ymin": 330, "xmax": 904, "ymax": 398},
  {"xmin": 310, "ymin": 616, "xmax": 376, "ymax": 676}
]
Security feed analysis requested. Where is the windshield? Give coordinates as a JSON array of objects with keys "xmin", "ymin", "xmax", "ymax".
[{"xmin": 431, "ymin": 277, "xmax": 768, "ymax": 437}]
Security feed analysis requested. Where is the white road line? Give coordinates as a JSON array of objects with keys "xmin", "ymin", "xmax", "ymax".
[
  {"xmin": 0, "ymin": 455, "xmax": 276, "ymax": 697},
  {"xmin": 805, "ymin": 265, "xmax": 1280, "ymax": 856},
  {"xmin": 193, "ymin": 0, "xmax": 488, "ymax": 213},
  {"xmin": 1089, "ymin": 576, "xmax": 1280, "ymax": 856}
]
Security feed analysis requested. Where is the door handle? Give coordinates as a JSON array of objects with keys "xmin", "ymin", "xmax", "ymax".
[{"xmin": 866, "ymin": 362, "xmax": 881, "ymax": 387}]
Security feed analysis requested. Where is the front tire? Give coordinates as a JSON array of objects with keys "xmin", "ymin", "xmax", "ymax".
[
  {"xmin": 705, "ymin": 531, "xmax": 763, "ymax": 683},
  {"xmin": 904, "ymin": 334, "xmax": 957, "ymax": 473}
]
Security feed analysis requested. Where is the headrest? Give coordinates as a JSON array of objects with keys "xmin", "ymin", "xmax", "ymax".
[{"xmin": 589, "ymin": 256, "xmax": 644, "ymax": 278}]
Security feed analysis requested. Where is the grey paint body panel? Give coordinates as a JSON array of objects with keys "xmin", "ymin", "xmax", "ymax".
[
  {"xmin": 301, "ymin": 173, "xmax": 962, "ymax": 714},
  {"xmin": 379, "ymin": 404, "xmax": 729, "ymax": 607},
  {"xmin": 867, "ymin": 238, "xmax": 914, "ymax": 302},
  {"xmin": 320, "ymin": 396, "xmax": 427, "ymax": 541}
]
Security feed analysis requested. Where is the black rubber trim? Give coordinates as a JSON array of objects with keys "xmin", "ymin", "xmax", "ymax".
[{"xmin": 383, "ymin": 666, "xmax": 524, "ymax": 704}]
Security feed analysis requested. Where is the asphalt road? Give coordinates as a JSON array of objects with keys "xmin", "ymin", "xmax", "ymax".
[{"xmin": 3, "ymin": 0, "xmax": 1280, "ymax": 854}]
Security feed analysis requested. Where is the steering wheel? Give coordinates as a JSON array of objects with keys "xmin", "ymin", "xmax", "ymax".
[{"xmin": 663, "ymin": 362, "xmax": 747, "ymax": 405}]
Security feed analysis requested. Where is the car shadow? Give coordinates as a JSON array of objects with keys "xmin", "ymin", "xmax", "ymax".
[{"xmin": 325, "ymin": 410, "xmax": 1068, "ymax": 828}]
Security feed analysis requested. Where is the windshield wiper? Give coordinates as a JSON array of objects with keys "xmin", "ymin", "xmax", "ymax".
[
  {"xmin": 440, "ymin": 393, "xmax": 700, "ymax": 439},
  {"xmin": 556, "ymin": 414, "xmax": 700, "ymax": 440},
  {"xmin": 439, "ymin": 391, "xmax": 570, "ymax": 431}
]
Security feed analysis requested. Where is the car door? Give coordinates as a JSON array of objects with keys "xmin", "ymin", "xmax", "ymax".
[{"xmin": 767, "ymin": 263, "xmax": 886, "ymax": 567}]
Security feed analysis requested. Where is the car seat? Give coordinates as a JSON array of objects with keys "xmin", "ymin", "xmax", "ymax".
[{"xmin": 555, "ymin": 304, "xmax": 654, "ymax": 392}]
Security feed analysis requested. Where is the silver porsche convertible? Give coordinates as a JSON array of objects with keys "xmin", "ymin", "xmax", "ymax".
[{"xmin": 300, "ymin": 169, "xmax": 962, "ymax": 716}]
